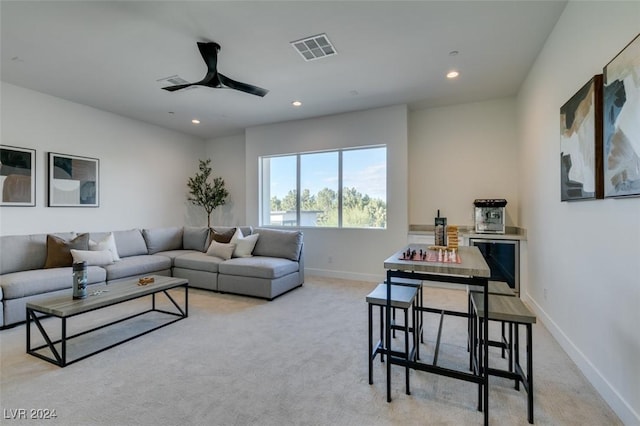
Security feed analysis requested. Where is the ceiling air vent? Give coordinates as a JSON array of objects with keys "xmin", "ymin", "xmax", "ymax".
[
  {"xmin": 290, "ymin": 34, "xmax": 337, "ymax": 61},
  {"xmin": 157, "ymin": 75, "xmax": 200, "ymax": 91},
  {"xmin": 157, "ymin": 75, "xmax": 190, "ymax": 85}
]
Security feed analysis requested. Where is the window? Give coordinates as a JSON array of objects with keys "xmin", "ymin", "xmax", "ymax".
[
  {"xmin": 301, "ymin": 151, "xmax": 338, "ymax": 227},
  {"xmin": 260, "ymin": 146, "xmax": 386, "ymax": 228}
]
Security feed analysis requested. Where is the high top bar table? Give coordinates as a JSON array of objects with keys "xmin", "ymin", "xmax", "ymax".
[{"xmin": 383, "ymin": 245, "xmax": 491, "ymax": 425}]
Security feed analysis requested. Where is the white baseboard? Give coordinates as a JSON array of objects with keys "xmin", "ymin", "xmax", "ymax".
[{"xmin": 523, "ymin": 293, "xmax": 640, "ymax": 425}]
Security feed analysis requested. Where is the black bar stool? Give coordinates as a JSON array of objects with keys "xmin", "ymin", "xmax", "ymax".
[
  {"xmin": 468, "ymin": 280, "xmax": 516, "ymax": 359},
  {"xmin": 470, "ymin": 292, "xmax": 537, "ymax": 424},
  {"xmin": 367, "ymin": 283, "xmax": 418, "ymax": 394},
  {"xmin": 384, "ymin": 277, "xmax": 424, "ymax": 344}
]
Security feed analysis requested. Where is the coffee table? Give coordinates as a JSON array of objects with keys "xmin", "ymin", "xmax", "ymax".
[{"xmin": 26, "ymin": 275, "xmax": 188, "ymax": 367}]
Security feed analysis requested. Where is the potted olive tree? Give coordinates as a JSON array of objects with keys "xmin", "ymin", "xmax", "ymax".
[{"xmin": 187, "ymin": 159, "xmax": 229, "ymax": 228}]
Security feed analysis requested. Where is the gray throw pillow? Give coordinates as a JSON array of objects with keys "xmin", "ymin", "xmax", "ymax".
[{"xmin": 252, "ymin": 228, "xmax": 303, "ymax": 261}]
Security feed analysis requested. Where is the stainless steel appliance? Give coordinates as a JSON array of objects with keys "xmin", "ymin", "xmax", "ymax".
[
  {"xmin": 474, "ymin": 199, "xmax": 507, "ymax": 234},
  {"xmin": 469, "ymin": 238, "xmax": 519, "ymax": 294}
]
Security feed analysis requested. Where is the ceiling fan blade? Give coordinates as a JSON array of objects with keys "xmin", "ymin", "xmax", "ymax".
[
  {"xmin": 162, "ymin": 73, "xmax": 222, "ymax": 92},
  {"xmin": 162, "ymin": 83, "xmax": 195, "ymax": 92},
  {"xmin": 218, "ymin": 73, "xmax": 269, "ymax": 97}
]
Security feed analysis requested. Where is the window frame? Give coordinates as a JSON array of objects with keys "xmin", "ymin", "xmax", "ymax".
[{"xmin": 259, "ymin": 144, "xmax": 386, "ymax": 229}]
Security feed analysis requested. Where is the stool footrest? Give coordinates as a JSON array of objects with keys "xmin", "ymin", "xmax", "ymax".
[{"xmin": 433, "ymin": 310, "xmax": 445, "ymax": 366}]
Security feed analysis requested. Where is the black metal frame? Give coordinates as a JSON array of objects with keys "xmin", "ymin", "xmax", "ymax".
[
  {"xmin": 26, "ymin": 284, "xmax": 188, "ymax": 367},
  {"xmin": 385, "ymin": 269, "xmax": 490, "ymax": 426}
]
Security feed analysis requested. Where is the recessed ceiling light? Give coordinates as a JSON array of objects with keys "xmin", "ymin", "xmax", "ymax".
[
  {"xmin": 191, "ymin": 119, "xmax": 200, "ymax": 124},
  {"xmin": 447, "ymin": 70, "xmax": 459, "ymax": 79},
  {"xmin": 292, "ymin": 101, "xmax": 302, "ymax": 107}
]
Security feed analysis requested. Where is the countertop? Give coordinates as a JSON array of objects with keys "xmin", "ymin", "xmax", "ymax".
[{"xmin": 409, "ymin": 224, "xmax": 527, "ymax": 240}]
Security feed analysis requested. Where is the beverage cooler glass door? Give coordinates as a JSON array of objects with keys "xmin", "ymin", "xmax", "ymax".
[{"xmin": 469, "ymin": 239, "xmax": 519, "ymax": 295}]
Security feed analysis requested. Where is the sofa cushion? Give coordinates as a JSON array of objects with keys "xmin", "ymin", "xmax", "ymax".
[
  {"xmin": 206, "ymin": 241, "xmax": 236, "ymax": 260},
  {"xmin": 218, "ymin": 256, "xmax": 299, "ymax": 279},
  {"xmin": 44, "ymin": 233, "xmax": 90, "ymax": 269},
  {"xmin": 101, "ymin": 255, "xmax": 171, "ymax": 281},
  {"xmin": 0, "ymin": 233, "xmax": 48, "ymax": 274},
  {"xmin": 174, "ymin": 252, "xmax": 223, "ymax": 273},
  {"xmin": 70, "ymin": 249, "xmax": 114, "ymax": 266},
  {"xmin": 183, "ymin": 227, "xmax": 209, "ymax": 251},
  {"xmin": 112, "ymin": 229, "xmax": 148, "ymax": 257},
  {"xmin": 210, "ymin": 227, "xmax": 236, "ymax": 244},
  {"xmin": 89, "ymin": 232, "xmax": 121, "ymax": 261},
  {"xmin": 155, "ymin": 249, "xmax": 199, "ymax": 266},
  {"xmin": 142, "ymin": 227, "xmax": 183, "ymax": 254},
  {"xmin": 0, "ymin": 266, "xmax": 106, "ymax": 299},
  {"xmin": 252, "ymin": 228, "xmax": 303, "ymax": 261}
]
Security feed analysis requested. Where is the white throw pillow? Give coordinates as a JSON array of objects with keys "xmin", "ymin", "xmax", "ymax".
[
  {"xmin": 89, "ymin": 232, "xmax": 121, "ymax": 261},
  {"xmin": 232, "ymin": 233, "xmax": 259, "ymax": 258},
  {"xmin": 230, "ymin": 227, "xmax": 244, "ymax": 243},
  {"xmin": 71, "ymin": 249, "xmax": 114, "ymax": 266},
  {"xmin": 206, "ymin": 240, "xmax": 236, "ymax": 260}
]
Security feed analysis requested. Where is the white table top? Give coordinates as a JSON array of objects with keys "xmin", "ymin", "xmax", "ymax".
[{"xmin": 384, "ymin": 245, "xmax": 490, "ymax": 277}]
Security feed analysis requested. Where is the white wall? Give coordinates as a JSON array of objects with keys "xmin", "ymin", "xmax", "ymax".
[
  {"xmin": 0, "ymin": 82, "xmax": 205, "ymax": 235},
  {"xmin": 517, "ymin": 2, "xmax": 640, "ymax": 424},
  {"xmin": 242, "ymin": 105, "xmax": 408, "ymax": 281},
  {"xmin": 409, "ymin": 98, "xmax": 519, "ymax": 227},
  {"xmin": 205, "ymin": 133, "xmax": 246, "ymax": 227}
]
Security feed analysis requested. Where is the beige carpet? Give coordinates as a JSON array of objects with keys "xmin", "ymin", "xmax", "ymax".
[{"xmin": 0, "ymin": 277, "xmax": 621, "ymax": 425}]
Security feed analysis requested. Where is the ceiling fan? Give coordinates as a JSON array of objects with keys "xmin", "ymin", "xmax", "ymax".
[{"xmin": 162, "ymin": 42, "xmax": 269, "ymax": 97}]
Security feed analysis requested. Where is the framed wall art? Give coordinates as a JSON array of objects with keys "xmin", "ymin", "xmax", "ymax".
[
  {"xmin": 603, "ymin": 33, "xmax": 640, "ymax": 198},
  {"xmin": 560, "ymin": 75, "xmax": 604, "ymax": 201},
  {"xmin": 48, "ymin": 152, "xmax": 99, "ymax": 207},
  {"xmin": 0, "ymin": 145, "xmax": 36, "ymax": 206}
]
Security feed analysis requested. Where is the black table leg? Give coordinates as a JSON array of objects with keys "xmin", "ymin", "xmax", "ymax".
[
  {"xmin": 386, "ymin": 271, "xmax": 392, "ymax": 403},
  {"xmin": 527, "ymin": 323, "xmax": 534, "ymax": 424},
  {"xmin": 379, "ymin": 306, "xmax": 384, "ymax": 362},
  {"xmin": 404, "ymin": 307, "xmax": 410, "ymax": 395}
]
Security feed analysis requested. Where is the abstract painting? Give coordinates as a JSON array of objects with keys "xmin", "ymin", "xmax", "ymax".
[
  {"xmin": 48, "ymin": 153, "xmax": 99, "ymax": 207},
  {"xmin": 0, "ymin": 145, "xmax": 36, "ymax": 206},
  {"xmin": 560, "ymin": 75, "xmax": 603, "ymax": 201},
  {"xmin": 603, "ymin": 33, "xmax": 640, "ymax": 198}
]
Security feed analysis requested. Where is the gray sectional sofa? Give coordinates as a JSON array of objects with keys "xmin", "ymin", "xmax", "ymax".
[{"xmin": 0, "ymin": 226, "xmax": 304, "ymax": 328}]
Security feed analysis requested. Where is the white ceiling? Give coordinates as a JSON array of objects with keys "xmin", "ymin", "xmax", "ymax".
[{"xmin": 1, "ymin": 1, "xmax": 567, "ymax": 140}]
